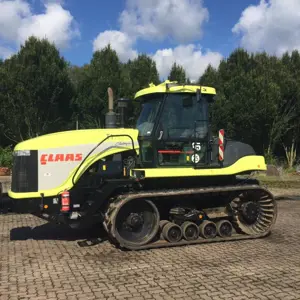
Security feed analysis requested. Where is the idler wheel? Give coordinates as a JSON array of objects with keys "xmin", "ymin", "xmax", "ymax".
[
  {"xmin": 216, "ymin": 220, "xmax": 233, "ymax": 237},
  {"xmin": 113, "ymin": 198, "xmax": 160, "ymax": 247},
  {"xmin": 162, "ymin": 222, "xmax": 182, "ymax": 243},
  {"xmin": 181, "ymin": 221, "xmax": 199, "ymax": 241},
  {"xmin": 199, "ymin": 220, "xmax": 217, "ymax": 239}
]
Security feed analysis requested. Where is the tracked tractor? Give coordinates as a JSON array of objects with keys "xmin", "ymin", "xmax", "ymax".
[{"xmin": 7, "ymin": 81, "xmax": 277, "ymax": 250}]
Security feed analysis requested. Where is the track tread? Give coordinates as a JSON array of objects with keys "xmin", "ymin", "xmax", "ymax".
[{"xmin": 103, "ymin": 183, "xmax": 277, "ymax": 250}]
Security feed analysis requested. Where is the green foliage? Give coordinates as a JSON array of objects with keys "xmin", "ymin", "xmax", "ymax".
[
  {"xmin": 73, "ymin": 45, "xmax": 122, "ymax": 129},
  {"xmin": 200, "ymin": 48, "xmax": 300, "ymax": 166},
  {"xmin": 126, "ymin": 54, "xmax": 160, "ymax": 94},
  {"xmin": 0, "ymin": 146, "xmax": 13, "ymax": 168},
  {"xmin": 0, "ymin": 36, "xmax": 74, "ymax": 142},
  {"xmin": 121, "ymin": 54, "xmax": 160, "ymax": 126},
  {"xmin": 0, "ymin": 36, "xmax": 300, "ymax": 169},
  {"xmin": 67, "ymin": 64, "xmax": 89, "ymax": 92},
  {"xmin": 264, "ymin": 150, "xmax": 278, "ymax": 166},
  {"xmin": 168, "ymin": 62, "xmax": 186, "ymax": 83}
]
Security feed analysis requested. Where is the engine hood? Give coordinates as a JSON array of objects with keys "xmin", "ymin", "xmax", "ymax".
[{"xmin": 14, "ymin": 128, "xmax": 139, "ymax": 151}]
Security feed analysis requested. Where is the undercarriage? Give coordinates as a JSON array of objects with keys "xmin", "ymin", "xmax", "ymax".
[{"xmin": 103, "ymin": 184, "xmax": 277, "ymax": 250}]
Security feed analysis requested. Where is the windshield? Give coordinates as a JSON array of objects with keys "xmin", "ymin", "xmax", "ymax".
[
  {"xmin": 136, "ymin": 97, "xmax": 162, "ymax": 136},
  {"xmin": 159, "ymin": 93, "xmax": 208, "ymax": 139}
]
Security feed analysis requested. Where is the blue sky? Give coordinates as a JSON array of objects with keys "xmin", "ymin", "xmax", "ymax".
[
  {"xmin": 60, "ymin": 0, "xmax": 255, "ymax": 66},
  {"xmin": 0, "ymin": 0, "xmax": 299, "ymax": 80}
]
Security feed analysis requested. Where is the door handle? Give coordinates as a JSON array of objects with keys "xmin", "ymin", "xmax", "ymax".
[{"xmin": 158, "ymin": 131, "xmax": 163, "ymax": 140}]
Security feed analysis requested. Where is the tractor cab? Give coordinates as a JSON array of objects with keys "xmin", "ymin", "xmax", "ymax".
[{"xmin": 134, "ymin": 81, "xmax": 216, "ymax": 168}]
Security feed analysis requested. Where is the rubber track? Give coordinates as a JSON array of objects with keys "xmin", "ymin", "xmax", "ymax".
[{"xmin": 103, "ymin": 184, "xmax": 277, "ymax": 251}]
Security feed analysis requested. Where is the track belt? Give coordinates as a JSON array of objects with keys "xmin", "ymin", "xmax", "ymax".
[{"xmin": 103, "ymin": 184, "xmax": 277, "ymax": 251}]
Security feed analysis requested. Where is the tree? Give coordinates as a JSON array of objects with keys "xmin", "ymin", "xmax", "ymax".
[
  {"xmin": 73, "ymin": 44, "xmax": 122, "ymax": 129},
  {"xmin": 125, "ymin": 54, "xmax": 160, "ymax": 95},
  {"xmin": 0, "ymin": 36, "xmax": 74, "ymax": 142},
  {"xmin": 123, "ymin": 54, "xmax": 160, "ymax": 126},
  {"xmin": 198, "ymin": 49, "xmax": 297, "ymax": 157},
  {"xmin": 168, "ymin": 62, "xmax": 186, "ymax": 83},
  {"xmin": 279, "ymin": 51, "xmax": 300, "ymax": 167},
  {"xmin": 67, "ymin": 64, "xmax": 89, "ymax": 92}
]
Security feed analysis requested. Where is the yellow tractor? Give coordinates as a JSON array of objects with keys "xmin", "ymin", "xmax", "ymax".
[{"xmin": 8, "ymin": 81, "xmax": 277, "ymax": 250}]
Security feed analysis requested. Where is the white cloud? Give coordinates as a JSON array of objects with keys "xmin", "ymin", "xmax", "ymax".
[
  {"xmin": 93, "ymin": 31, "xmax": 222, "ymax": 80},
  {"xmin": 93, "ymin": 0, "xmax": 221, "ymax": 79},
  {"xmin": 93, "ymin": 30, "xmax": 137, "ymax": 62},
  {"xmin": 233, "ymin": 0, "xmax": 300, "ymax": 55},
  {"xmin": 0, "ymin": 0, "xmax": 31, "ymax": 42},
  {"xmin": 0, "ymin": 0, "xmax": 79, "ymax": 55},
  {"xmin": 119, "ymin": 0, "xmax": 209, "ymax": 44},
  {"xmin": 153, "ymin": 44, "xmax": 222, "ymax": 81},
  {"xmin": 18, "ymin": 3, "xmax": 79, "ymax": 49}
]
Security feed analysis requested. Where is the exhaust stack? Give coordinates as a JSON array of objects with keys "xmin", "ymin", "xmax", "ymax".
[{"xmin": 105, "ymin": 87, "xmax": 116, "ymax": 128}]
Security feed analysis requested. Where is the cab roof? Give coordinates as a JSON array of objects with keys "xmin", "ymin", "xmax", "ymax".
[{"xmin": 134, "ymin": 80, "xmax": 216, "ymax": 99}]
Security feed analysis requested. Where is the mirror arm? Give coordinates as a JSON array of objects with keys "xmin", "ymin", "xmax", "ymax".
[{"xmin": 196, "ymin": 88, "xmax": 202, "ymax": 102}]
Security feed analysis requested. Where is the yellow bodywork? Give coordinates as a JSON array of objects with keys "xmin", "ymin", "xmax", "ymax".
[
  {"xmin": 134, "ymin": 80, "xmax": 216, "ymax": 99},
  {"xmin": 13, "ymin": 128, "xmax": 138, "ymax": 151},
  {"xmin": 8, "ymin": 81, "xmax": 266, "ymax": 200},
  {"xmin": 131, "ymin": 156, "xmax": 266, "ymax": 178},
  {"xmin": 130, "ymin": 80, "xmax": 266, "ymax": 176},
  {"xmin": 9, "ymin": 128, "xmax": 139, "ymax": 199}
]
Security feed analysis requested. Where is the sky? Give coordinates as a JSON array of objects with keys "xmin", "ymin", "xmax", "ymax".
[{"xmin": 1, "ymin": 0, "xmax": 300, "ymax": 81}]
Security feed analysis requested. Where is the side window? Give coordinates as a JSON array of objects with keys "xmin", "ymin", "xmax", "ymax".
[{"xmin": 136, "ymin": 98, "xmax": 162, "ymax": 136}]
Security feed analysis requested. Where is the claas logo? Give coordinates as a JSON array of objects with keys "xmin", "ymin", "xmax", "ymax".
[{"xmin": 40, "ymin": 153, "xmax": 83, "ymax": 165}]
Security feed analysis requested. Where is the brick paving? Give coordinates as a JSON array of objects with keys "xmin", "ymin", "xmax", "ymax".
[{"xmin": 0, "ymin": 200, "xmax": 300, "ymax": 300}]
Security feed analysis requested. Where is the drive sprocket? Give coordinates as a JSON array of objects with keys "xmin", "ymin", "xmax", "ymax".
[{"xmin": 230, "ymin": 188, "xmax": 277, "ymax": 235}]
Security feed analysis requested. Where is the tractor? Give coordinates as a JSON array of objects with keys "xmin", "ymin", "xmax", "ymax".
[{"xmin": 7, "ymin": 80, "xmax": 277, "ymax": 250}]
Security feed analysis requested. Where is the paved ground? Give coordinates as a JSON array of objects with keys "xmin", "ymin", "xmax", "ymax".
[{"xmin": 0, "ymin": 200, "xmax": 300, "ymax": 300}]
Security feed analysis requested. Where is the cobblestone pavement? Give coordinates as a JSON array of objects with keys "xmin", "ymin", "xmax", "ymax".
[{"xmin": 0, "ymin": 200, "xmax": 300, "ymax": 300}]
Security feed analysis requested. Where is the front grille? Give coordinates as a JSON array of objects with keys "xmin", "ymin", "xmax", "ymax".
[{"xmin": 11, "ymin": 150, "xmax": 38, "ymax": 193}]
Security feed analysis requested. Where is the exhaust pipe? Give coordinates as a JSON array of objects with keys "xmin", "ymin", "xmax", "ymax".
[{"xmin": 105, "ymin": 87, "xmax": 116, "ymax": 128}]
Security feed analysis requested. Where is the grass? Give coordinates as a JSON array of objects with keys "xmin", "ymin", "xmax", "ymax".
[{"xmin": 253, "ymin": 172, "xmax": 300, "ymax": 189}]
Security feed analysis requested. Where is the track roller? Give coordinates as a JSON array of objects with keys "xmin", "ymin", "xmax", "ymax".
[
  {"xmin": 216, "ymin": 220, "xmax": 233, "ymax": 237},
  {"xmin": 159, "ymin": 220, "xmax": 169, "ymax": 229},
  {"xmin": 162, "ymin": 222, "xmax": 182, "ymax": 243},
  {"xmin": 199, "ymin": 220, "xmax": 217, "ymax": 239},
  {"xmin": 181, "ymin": 221, "xmax": 199, "ymax": 240}
]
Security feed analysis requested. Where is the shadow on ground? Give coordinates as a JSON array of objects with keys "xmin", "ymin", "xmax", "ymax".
[
  {"xmin": 0, "ymin": 194, "xmax": 14, "ymax": 214},
  {"xmin": 1, "ymin": 193, "xmax": 107, "ymax": 247},
  {"xmin": 10, "ymin": 222, "xmax": 108, "ymax": 247}
]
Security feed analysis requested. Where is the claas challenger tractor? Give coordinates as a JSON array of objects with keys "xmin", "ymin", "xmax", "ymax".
[{"xmin": 8, "ymin": 81, "xmax": 277, "ymax": 250}]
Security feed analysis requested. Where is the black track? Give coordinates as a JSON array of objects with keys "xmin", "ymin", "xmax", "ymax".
[{"xmin": 103, "ymin": 184, "xmax": 277, "ymax": 250}]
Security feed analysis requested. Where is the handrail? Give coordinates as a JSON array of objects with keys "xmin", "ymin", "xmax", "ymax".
[{"xmin": 71, "ymin": 134, "xmax": 135, "ymax": 186}]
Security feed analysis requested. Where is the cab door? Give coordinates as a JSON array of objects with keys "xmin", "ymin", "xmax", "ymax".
[{"xmin": 154, "ymin": 93, "xmax": 210, "ymax": 168}]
